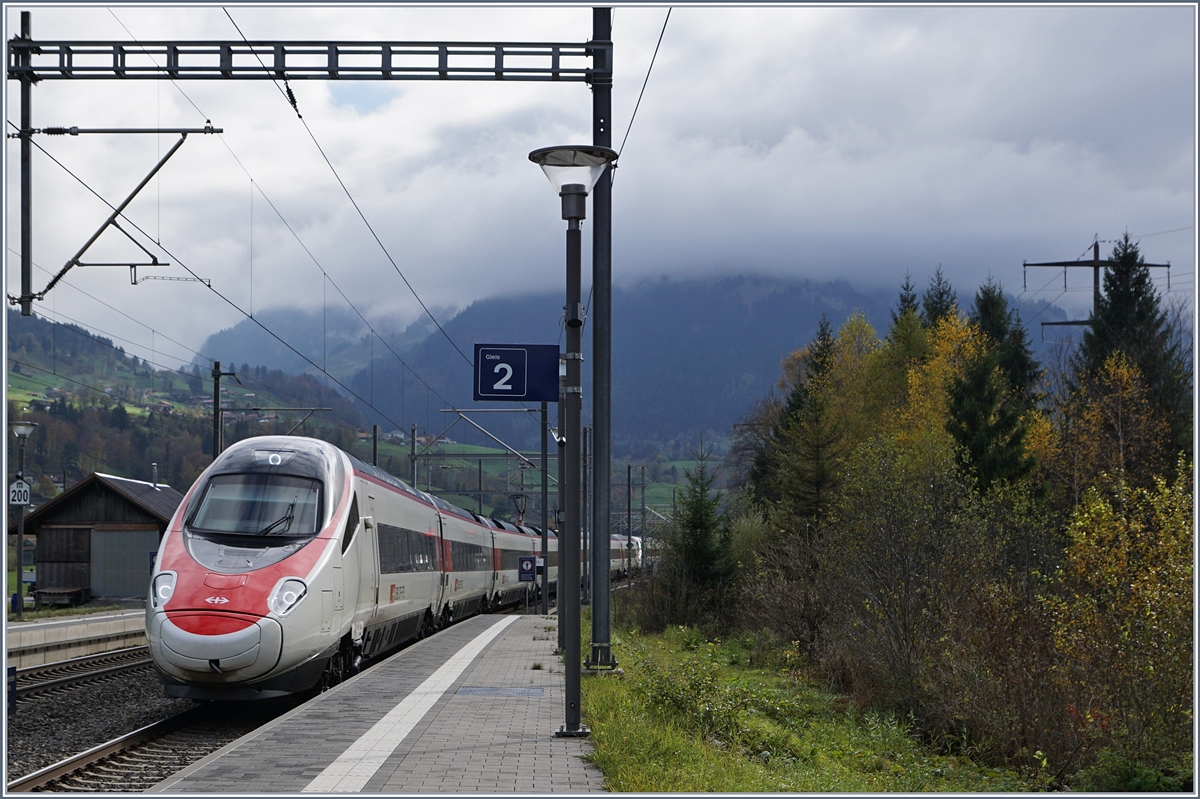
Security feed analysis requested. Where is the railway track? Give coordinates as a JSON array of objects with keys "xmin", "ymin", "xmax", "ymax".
[
  {"xmin": 15, "ymin": 647, "xmax": 153, "ymax": 699},
  {"xmin": 8, "ymin": 605, "xmax": 544, "ymax": 791},
  {"xmin": 5, "ymin": 702, "xmax": 292, "ymax": 792}
]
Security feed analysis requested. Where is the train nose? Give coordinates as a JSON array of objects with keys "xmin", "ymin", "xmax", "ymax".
[{"xmin": 148, "ymin": 611, "xmax": 282, "ymax": 682}]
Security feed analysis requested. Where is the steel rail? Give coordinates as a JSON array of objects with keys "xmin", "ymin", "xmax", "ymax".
[
  {"xmin": 5, "ymin": 706, "xmax": 205, "ymax": 792},
  {"xmin": 16, "ymin": 650, "xmax": 153, "ymax": 698}
]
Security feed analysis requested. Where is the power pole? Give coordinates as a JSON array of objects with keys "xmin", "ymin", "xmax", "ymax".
[
  {"xmin": 210, "ymin": 361, "xmax": 235, "ymax": 461},
  {"xmin": 640, "ymin": 464, "xmax": 646, "ymax": 562},
  {"xmin": 1025, "ymin": 239, "xmax": 1171, "ymax": 332},
  {"xmin": 626, "ymin": 463, "xmax": 632, "ymax": 576},
  {"xmin": 18, "ymin": 12, "xmax": 32, "ymax": 316},
  {"xmin": 581, "ymin": 426, "xmax": 590, "ymax": 604},
  {"xmin": 410, "ymin": 424, "xmax": 418, "ymax": 485},
  {"xmin": 588, "ymin": 5, "xmax": 616, "ymax": 669}
]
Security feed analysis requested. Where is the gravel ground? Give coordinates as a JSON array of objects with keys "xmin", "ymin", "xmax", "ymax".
[{"xmin": 6, "ymin": 668, "xmax": 197, "ymax": 781}]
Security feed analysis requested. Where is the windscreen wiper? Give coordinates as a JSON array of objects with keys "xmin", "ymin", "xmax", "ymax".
[{"xmin": 255, "ymin": 497, "xmax": 297, "ymax": 536}]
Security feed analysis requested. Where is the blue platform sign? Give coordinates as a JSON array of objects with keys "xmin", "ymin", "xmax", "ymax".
[
  {"xmin": 518, "ymin": 556, "xmax": 537, "ymax": 582},
  {"xmin": 474, "ymin": 344, "xmax": 559, "ymax": 402}
]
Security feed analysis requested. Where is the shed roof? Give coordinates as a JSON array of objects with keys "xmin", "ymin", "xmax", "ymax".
[
  {"xmin": 93, "ymin": 474, "xmax": 185, "ymax": 524},
  {"xmin": 9, "ymin": 472, "xmax": 185, "ymax": 534}
]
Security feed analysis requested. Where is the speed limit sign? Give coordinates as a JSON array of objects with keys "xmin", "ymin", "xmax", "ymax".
[{"xmin": 8, "ymin": 479, "xmax": 31, "ymax": 506}]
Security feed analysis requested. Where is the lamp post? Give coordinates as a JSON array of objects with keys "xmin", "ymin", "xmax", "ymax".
[
  {"xmin": 529, "ymin": 144, "xmax": 616, "ymax": 737},
  {"xmin": 9, "ymin": 420, "xmax": 38, "ymax": 619}
]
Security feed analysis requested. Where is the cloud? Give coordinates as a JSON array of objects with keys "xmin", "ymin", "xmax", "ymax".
[{"xmin": 4, "ymin": 4, "xmax": 1192, "ymax": 369}]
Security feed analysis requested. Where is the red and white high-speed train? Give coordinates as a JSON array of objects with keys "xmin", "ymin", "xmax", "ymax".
[{"xmin": 146, "ymin": 436, "xmax": 557, "ymax": 700}]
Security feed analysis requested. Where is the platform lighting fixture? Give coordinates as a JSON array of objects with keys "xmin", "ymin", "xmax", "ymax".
[{"xmin": 529, "ymin": 144, "xmax": 617, "ymax": 739}]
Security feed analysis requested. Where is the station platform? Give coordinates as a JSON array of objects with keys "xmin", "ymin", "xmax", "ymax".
[
  {"xmin": 150, "ymin": 613, "xmax": 606, "ymax": 793},
  {"xmin": 6, "ymin": 608, "xmax": 146, "ymax": 667}
]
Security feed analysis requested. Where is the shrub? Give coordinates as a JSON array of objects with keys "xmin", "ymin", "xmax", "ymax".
[{"xmin": 1045, "ymin": 462, "xmax": 1193, "ymax": 776}]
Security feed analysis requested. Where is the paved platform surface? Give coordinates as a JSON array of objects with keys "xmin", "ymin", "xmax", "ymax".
[{"xmin": 150, "ymin": 613, "xmax": 607, "ymax": 793}]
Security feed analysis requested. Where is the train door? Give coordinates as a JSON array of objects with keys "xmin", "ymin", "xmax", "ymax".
[
  {"xmin": 358, "ymin": 491, "xmax": 379, "ymax": 624},
  {"xmin": 434, "ymin": 513, "xmax": 448, "ymax": 614}
]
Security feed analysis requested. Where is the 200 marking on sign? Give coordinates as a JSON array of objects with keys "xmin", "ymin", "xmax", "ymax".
[{"xmin": 9, "ymin": 480, "xmax": 31, "ymax": 506}]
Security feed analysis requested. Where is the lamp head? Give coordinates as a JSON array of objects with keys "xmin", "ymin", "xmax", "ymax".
[
  {"xmin": 528, "ymin": 145, "xmax": 617, "ymax": 194},
  {"xmin": 9, "ymin": 420, "xmax": 37, "ymax": 440}
]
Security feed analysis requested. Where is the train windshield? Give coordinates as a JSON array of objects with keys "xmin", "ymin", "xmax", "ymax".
[
  {"xmin": 183, "ymin": 473, "xmax": 324, "ymax": 574},
  {"xmin": 189, "ymin": 474, "xmax": 323, "ymax": 539}
]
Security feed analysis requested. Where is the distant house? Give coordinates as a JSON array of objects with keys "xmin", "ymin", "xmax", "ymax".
[{"xmin": 10, "ymin": 473, "xmax": 184, "ymax": 605}]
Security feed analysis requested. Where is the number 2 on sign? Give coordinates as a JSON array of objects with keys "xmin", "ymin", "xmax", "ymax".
[{"xmin": 493, "ymin": 363, "xmax": 514, "ymax": 390}]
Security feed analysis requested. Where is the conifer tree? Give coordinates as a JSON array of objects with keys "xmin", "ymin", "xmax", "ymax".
[
  {"xmin": 921, "ymin": 266, "xmax": 958, "ymax": 328},
  {"xmin": 946, "ymin": 349, "xmax": 1034, "ymax": 491},
  {"xmin": 969, "ymin": 278, "xmax": 1040, "ymax": 406},
  {"xmin": 745, "ymin": 316, "xmax": 835, "ymax": 507},
  {"xmin": 664, "ymin": 448, "xmax": 734, "ymax": 624},
  {"xmin": 1075, "ymin": 233, "xmax": 1190, "ymax": 457},
  {"xmin": 773, "ymin": 316, "xmax": 844, "ymax": 521},
  {"xmin": 892, "ymin": 270, "xmax": 920, "ymax": 326}
]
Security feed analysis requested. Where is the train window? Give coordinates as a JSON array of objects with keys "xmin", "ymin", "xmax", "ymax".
[
  {"xmin": 447, "ymin": 539, "xmax": 490, "ymax": 571},
  {"xmin": 342, "ymin": 495, "xmax": 360, "ymax": 554},
  {"xmin": 188, "ymin": 474, "xmax": 322, "ymax": 538},
  {"xmin": 377, "ymin": 523, "xmax": 437, "ymax": 574}
]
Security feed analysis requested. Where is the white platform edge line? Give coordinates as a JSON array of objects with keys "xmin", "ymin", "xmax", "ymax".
[{"xmin": 301, "ymin": 615, "xmax": 520, "ymax": 793}]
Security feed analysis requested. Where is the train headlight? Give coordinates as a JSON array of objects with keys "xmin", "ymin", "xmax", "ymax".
[
  {"xmin": 151, "ymin": 572, "xmax": 176, "ymax": 608},
  {"xmin": 269, "ymin": 578, "xmax": 308, "ymax": 616}
]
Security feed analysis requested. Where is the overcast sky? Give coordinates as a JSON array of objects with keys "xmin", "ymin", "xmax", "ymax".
[{"xmin": 3, "ymin": 3, "xmax": 1195, "ymax": 372}]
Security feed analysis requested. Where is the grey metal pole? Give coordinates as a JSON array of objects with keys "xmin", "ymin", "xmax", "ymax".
[
  {"xmin": 588, "ymin": 4, "xmax": 616, "ymax": 670},
  {"xmin": 211, "ymin": 361, "xmax": 222, "ymax": 461},
  {"xmin": 627, "ymin": 463, "xmax": 632, "ymax": 576},
  {"xmin": 15, "ymin": 438, "xmax": 27, "ymax": 619},
  {"xmin": 556, "ymin": 184, "xmax": 586, "ymax": 736},
  {"xmin": 410, "ymin": 423, "xmax": 417, "ymax": 485},
  {"xmin": 557, "ymin": 381, "xmax": 566, "ymax": 655},
  {"xmin": 640, "ymin": 464, "xmax": 646, "ymax": 569},
  {"xmin": 582, "ymin": 426, "xmax": 590, "ymax": 604},
  {"xmin": 372, "ymin": 424, "xmax": 379, "ymax": 466},
  {"xmin": 19, "ymin": 12, "xmax": 32, "ymax": 316},
  {"xmin": 540, "ymin": 402, "xmax": 549, "ymax": 614}
]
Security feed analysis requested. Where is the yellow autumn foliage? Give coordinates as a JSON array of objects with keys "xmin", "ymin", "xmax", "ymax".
[{"xmin": 1047, "ymin": 463, "xmax": 1193, "ymax": 760}]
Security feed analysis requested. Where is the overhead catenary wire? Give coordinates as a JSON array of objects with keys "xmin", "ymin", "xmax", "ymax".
[
  {"xmin": 96, "ymin": 10, "xmax": 456, "ymax": 422},
  {"xmin": 15, "ymin": 254, "xmax": 367, "ymax": 429},
  {"xmin": 9, "ymin": 116, "xmax": 453, "ymax": 415},
  {"xmin": 11, "ymin": 260, "xmax": 372, "ymax": 434},
  {"xmin": 222, "ymin": 7, "xmax": 472, "ymax": 369},
  {"xmin": 615, "ymin": 7, "xmax": 671, "ymax": 163},
  {"xmin": 17, "ymin": 130, "xmax": 434, "ymax": 433},
  {"xmin": 10, "ymin": 358, "xmax": 369, "ymax": 442}
]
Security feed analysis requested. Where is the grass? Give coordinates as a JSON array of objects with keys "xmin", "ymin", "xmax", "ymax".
[{"xmin": 580, "ymin": 626, "xmax": 1031, "ymax": 792}]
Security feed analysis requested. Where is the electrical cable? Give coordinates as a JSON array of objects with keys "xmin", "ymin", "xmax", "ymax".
[
  {"xmin": 1130, "ymin": 225, "xmax": 1193, "ymax": 239},
  {"xmin": 95, "ymin": 10, "xmax": 458, "ymax": 427},
  {"xmin": 8, "ymin": 246, "xmax": 211, "ymax": 367},
  {"xmin": 97, "ymin": 11, "xmax": 447, "ymax": 399},
  {"xmin": 10, "ymin": 281, "xmax": 370, "ymax": 434},
  {"xmin": 10, "ymin": 358, "xmax": 368, "ymax": 441},
  {"xmin": 18, "ymin": 130, "xmax": 435, "ymax": 431},
  {"xmin": 614, "ymin": 7, "xmax": 671, "ymax": 172},
  {"xmin": 222, "ymin": 8, "xmax": 472, "ymax": 369}
]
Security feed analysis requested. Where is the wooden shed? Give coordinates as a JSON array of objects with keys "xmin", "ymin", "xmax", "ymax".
[{"xmin": 11, "ymin": 473, "xmax": 184, "ymax": 605}]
